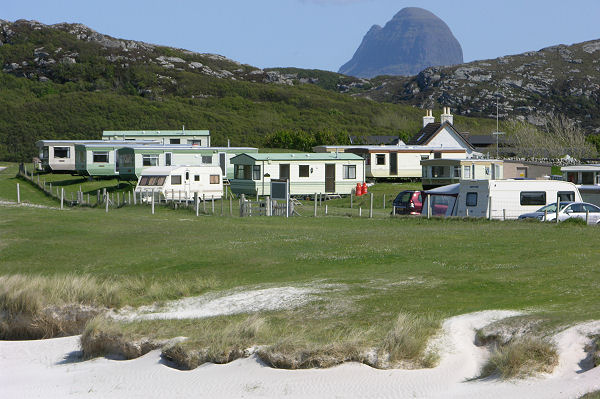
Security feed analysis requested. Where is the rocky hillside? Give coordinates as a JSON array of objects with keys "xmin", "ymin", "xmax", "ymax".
[
  {"xmin": 0, "ymin": 19, "xmax": 498, "ymax": 161},
  {"xmin": 338, "ymin": 8, "xmax": 463, "ymax": 78},
  {"xmin": 353, "ymin": 40, "xmax": 600, "ymax": 133}
]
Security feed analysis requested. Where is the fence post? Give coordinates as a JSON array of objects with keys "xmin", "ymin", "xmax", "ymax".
[
  {"xmin": 229, "ymin": 196, "xmax": 233, "ymax": 216},
  {"xmin": 37, "ymin": 175, "xmax": 40, "ymax": 186},
  {"xmin": 586, "ymin": 210, "xmax": 589, "ymax": 225},
  {"xmin": 359, "ymin": 207, "xmax": 362, "ymax": 217},
  {"xmin": 203, "ymin": 194, "xmax": 206, "ymax": 212},
  {"xmin": 503, "ymin": 209, "xmax": 506, "ymax": 221},
  {"xmin": 392, "ymin": 205, "xmax": 396, "ymax": 216},
  {"xmin": 488, "ymin": 196, "xmax": 492, "ymax": 220},
  {"xmin": 266, "ymin": 196, "xmax": 271, "ymax": 217},
  {"xmin": 314, "ymin": 193, "xmax": 318, "ymax": 217},
  {"xmin": 427, "ymin": 194, "xmax": 431, "ymax": 219},
  {"xmin": 61, "ymin": 188, "xmax": 64, "ymax": 210},
  {"xmin": 16, "ymin": 183, "xmax": 20, "ymax": 203},
  {"xmin": 220, "ymin": 195, "xmax": 224, "ymax": 215},
  {"xmin": 49, "ymin": 183, "xmax": 52, "ymax": 196},
  {"xmin": 212, "ymin": 195, "xmax": 215, "ymax": 214},
  {"xmin": 325, "ymin": 204, "xmax": 328, "ymax": 215},
  {"xmin": 151, "ymin": 189, "xmax": 155, "ymax": 214},
  {"xmin": 383, "ymin": 194, "xmax": 386, "ymax": 209},
  {"xmin": 240, "ymin": 194, "xmax": 245, "ymax": 217},
  {"xmin": 350, "ymin": 192, "xmax": 353, "ymax": 209},
  {"xmin": 87, "ymin": 193, "xmax": 90, "ymax": 205},
  {"xmin": 556, "ymin": 193, "xmax": 560, "ymax": 223},
  {"xmin": 369, "ymin": 193, "xmax": 373, "ymax": 218}
]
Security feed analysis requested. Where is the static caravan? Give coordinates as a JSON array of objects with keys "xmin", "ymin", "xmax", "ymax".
[
  {"xmin": 562, "ymin": 164, "xmax": 600, "ymax": 206},
  {"xmin": 117, "ymin": 145, "xmax": 258, "ymax": 180},
  {"xmin": 74, "ymin": 141, "xmax": 158, "ymax": 177},
  {"xmin": 421, "ymin": 159, "xmax": 503, "ymax": 189},
  {"xmin": 453, "ymin": 180, "xmax": 582, "ymax": 219},
  {"xmin": 230, "ymin": 153, "xmax": 365, "ymax": 196},
  {"xmin": 135, "ymin": 166, "xmax": 223, "ymax": 201},
  {"xmin": 103, "ymin": 130, "xmax": 211, "ymax": 146},
  {"xmin": 36, "ymin": 140, "xmax": 112, "ymax": 173}
]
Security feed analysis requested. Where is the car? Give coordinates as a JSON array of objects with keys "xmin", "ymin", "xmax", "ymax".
[
  {"xmin": 392, "ymin": 190, "xmax": 423, "ymax": 215},
  {"xmin": 518, "ymin": 202, "xmax": 600, "ymax": 224}
]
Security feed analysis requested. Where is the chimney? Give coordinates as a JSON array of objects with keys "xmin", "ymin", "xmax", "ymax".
[
  {"xmin": 440, "ymin": 107, "xmax": 454, "ymax": 125},
  {"xmin": 422, "ymin": 109, "xmax": 434, "ymax": 127}
]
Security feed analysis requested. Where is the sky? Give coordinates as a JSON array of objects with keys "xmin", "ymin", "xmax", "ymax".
[{"xmin": 3, "ymin": 0, "xmax": 600, "ymax": 72}]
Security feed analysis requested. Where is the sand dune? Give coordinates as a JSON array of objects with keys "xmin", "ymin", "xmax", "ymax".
[{"xmin": 2, "ymin": 311, "xmax": 600, "ymax": 398}]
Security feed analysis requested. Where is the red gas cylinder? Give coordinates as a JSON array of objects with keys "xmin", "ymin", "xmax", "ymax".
[
  {"xmin": 362, "ymin": 182, "xmax": 368, "ymax": 195},
  {"xmin": 355, "ymin": 183, "xmax": 362, "ymax": 196}
]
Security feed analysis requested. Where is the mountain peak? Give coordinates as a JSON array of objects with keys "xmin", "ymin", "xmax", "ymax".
[{"xmin": 339, "ymin": 7, "xmax": 463, "ymax": 78}]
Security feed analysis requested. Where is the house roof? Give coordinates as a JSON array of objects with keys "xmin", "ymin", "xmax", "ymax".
[
  {"xmin": 102, "ymin": 130, "xmax": 210, "ymax": 137},
  {"xmin": 118, "ymin": 145, "xmax": 257, "ymax": 151},
  {"xmin": 140, "ymin": 165, "xmax": 220, "ymax": 175},
  {"xmin": 408, "ymin": 122, "xmax": 475, "ymax": 150},
  {"xmin": 561, "ymin": 164, "xmax": 600, "ymax": 172},
  {"xmin": 233, "ymin": 153, "xmax": 363, "ymax": 162},
  {"xmin": 75, "ymin": 141, "xmax": 158, "ymax": 149}
]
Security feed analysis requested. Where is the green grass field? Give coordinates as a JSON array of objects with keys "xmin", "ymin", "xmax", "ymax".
[{"xmin": 1, "ymin": 163, "xmax": 599, "ymax": 371}]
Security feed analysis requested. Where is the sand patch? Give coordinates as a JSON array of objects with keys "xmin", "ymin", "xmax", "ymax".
[{"xmin": 110, "ymin": 286, "xmax": 326, "ymax": 321}]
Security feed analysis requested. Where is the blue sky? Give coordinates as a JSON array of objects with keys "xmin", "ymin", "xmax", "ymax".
[{"xmin": 3, "ymin": 0, "xmax": 600, "ymax": 72}]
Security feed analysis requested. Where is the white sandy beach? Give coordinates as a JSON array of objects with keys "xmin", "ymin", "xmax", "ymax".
[{"xmin": 2, "ymin": 310, "xmax": 600, "ymax": 398}]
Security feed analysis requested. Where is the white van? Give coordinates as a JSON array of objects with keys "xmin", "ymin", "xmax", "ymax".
[
  {"xmin": 454, "ymin": 180, "xmax": 582, "ymax": 219},
  {"xmin": 135, "ymin": 165, "xmax": 223, "ymax": 202}
]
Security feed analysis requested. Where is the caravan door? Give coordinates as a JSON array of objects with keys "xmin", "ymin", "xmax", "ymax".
[{"xmin": 219, "ymin": 152, "xmax": 226, "ymax": 177}]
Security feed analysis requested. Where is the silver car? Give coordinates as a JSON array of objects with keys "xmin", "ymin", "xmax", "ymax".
[{"xmin": 519, "ymin": 202, "xmax": 600, "ymax": 224}]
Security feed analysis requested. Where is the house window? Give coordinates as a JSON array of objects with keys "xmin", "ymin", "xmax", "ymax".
[
  {"xmin": 169, "ymin": 139, "xmax": 180, "ymax": 144},
  {"xmin": 299, "ymin": 165, "xmax": 310, "ymax": 178},
  {"xmin": 165, "ymin": 153, "xmax": 172, "ymax": 166},
  {"xmin": 466, "ymin": 192, "xmax": 478, "ymax": 207},
  {"xmin": 520, "ymin": 191, "xmax": 546, "ymax": 206},
  {"xmin": 171, "ymin": 175, "xmax": 182, "ymax": 185},
  {"xmin": 202, "ymin": 155, "xmax": 213, "ymax": 164},
  {"xmin": 253, "ymin": 165, "xmax": 261, "ymax": 180},
  {"xmin": 376, "ymin": 154, "xmax": 386, "ymax": 165},
  {"xmin": 93, "ymin": 151, "xmax": 109, "ymax": 163},
  {"xmin": 582, "ymin": 172, "xmax": 594, "ymax": 185},
  {"xmin": 433, "ymin": 152, "xmax": 442, "ymax": 159},
  {"xmin": 453, "ymin": 167, "xmax": 461, "ymax": 178},
  {"xmin": 420, "ymin": 155, "xmax": 429, "ymax": 160},
  {"xmin": 54, "ymin": 147, "xmax": 70, "ymax": 158},
  {"xmin": 235, "ymin": 165, "xmax": 252, "ymax": 180},
  {"xmin": 194, "ymin": 175, "xmax": 200, "ymax": 181},
  {"xmin": 210, "ymin": 175, "xmax": 220, "ymax": 184},
  {"xmin": 344, "ymin": 165, "xmax": 356, "ymax": 179},
  {"xmin": 143, "ymin": 154, "xmax": 158, "ymax": 166},
  {"xmin": 188, "ymin": 139, "xmax": 202, "ymax": 146},
  {"xmin": 464, "ymin": 165, "xmax": 471, "ymax": 179}
]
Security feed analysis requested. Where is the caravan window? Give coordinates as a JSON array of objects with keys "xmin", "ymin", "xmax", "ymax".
[
  {"xmin": 376, "ymin": 154, "xmax": 386, "ymax": 165},
  {"xmin": 453, "ymin": 167, "xmax": 461, "ymax": 178},
  {"xmin": 139, "ymin": 176, "xmax": 166, "ymax": 186},
  {"xmin": 558, "ymin": 191, "xmax": 575, "ymax": 202},
  {"xmin": 143, "ymin": 154, "xmax": 158, "ymax": 166},
  {"xmin": 171, "ymin": 175, "xmax": 182, "ymax": 185},
  {"xmin": 169, "ymin": 139, "xmax": 180, "ymax": 144},
  {"xmin": 253, "ymin": 165, "xmax": 261, "ymax": 180},
  {"xmin": 210, "ymin": 175, "xmax": 220, "ymax": 184},
  {"xmin": 466, "ymin": 192, "xmax": 477, "ymax": 207},
  {"xmin": 202, "ymin": 155, "xmax": 213, "ymax": 164},
  {"xmin": 93, "ymin": 151, "xmax": 109, "ymax": 163},
  {"xmin": 194, "ymin": 175, "xmax": 200, "ymax": 181},
  {"xmin": 54, "ymin": 147, "xmax": 70, "ymax": 158},
  {"xmin": 188, "ymin": 139, "xmax": 202, "ymax": 146},
  {"xmin": 344, "ymin": 165, "xmax": 356, "ymax": 179},
  {"xmin": 431, "ymin": 166, "xmax": 447, "ymax": 178},
  {"xmin": 463, "ymin": 166, "xmax": 471, "ymax": 179},
  {"xmin": 520, "ymin": 191, "xmax": 546, "ymax": 206},
  {"xmin": 299, "ymin": 165, "xmax": 309, "ymax": 178}
]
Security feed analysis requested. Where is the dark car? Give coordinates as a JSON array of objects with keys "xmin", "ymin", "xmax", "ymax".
[{"xmin": 392, "ymin": 190, "xmax": 423, "ymax": 215}]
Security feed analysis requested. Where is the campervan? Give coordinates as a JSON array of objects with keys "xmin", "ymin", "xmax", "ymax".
[
  {"xmin": 453, "ymin": 180, "xmax": 582, "ymax": 219},
  {"xmin": 135, "ymin": 165, "xmax": 223, "ymax": 202}
]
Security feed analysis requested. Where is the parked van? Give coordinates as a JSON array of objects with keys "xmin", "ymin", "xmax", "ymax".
[
  {"xmin": 453, "ymin": 180, "xmax": 582, "ymax": 219},
  {"xmin": 135, "ymin": 165, "xmax": 223, "ymax": 202}
]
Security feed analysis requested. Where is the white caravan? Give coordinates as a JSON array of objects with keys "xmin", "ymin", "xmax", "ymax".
[
  {"xmin": 135, "ymin": 165, "xmax": 223, "ymax": 202},
  {"xmin": 453, "ymin": 180, "xmax": 582, "ymax": 219}
]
